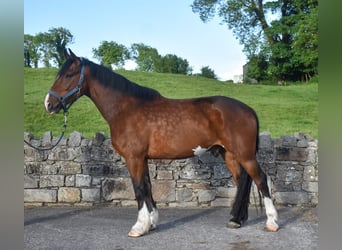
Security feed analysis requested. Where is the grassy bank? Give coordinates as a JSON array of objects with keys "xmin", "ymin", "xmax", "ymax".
[{"xmin": 24, "ymin": 68, "xmax": 318, "ymax": 139}]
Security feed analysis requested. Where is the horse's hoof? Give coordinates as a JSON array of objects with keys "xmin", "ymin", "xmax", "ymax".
[
  {"xmin": 264, "ymin": 223, "xmax": 279, "ymax": 232},
  {"xmin": 150, "ymin": 224, "xmax": 157, "ymax": 231},
  {"xmin": 128, "ymin": 230, "xmax": 144, "ymax": 237},
  {"xmin": 227, "ymin": 221, "xmax": 241, "ymax": 229}
]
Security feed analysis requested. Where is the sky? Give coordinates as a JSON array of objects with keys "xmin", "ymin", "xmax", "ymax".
[{"xmin": 24, "ymin": 0, "xmax": 246, "ymax": 81}]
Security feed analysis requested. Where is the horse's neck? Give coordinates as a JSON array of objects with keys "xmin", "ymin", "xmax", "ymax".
[{"xmin": 86, "ymin": 79, "xmax": 132, "ymax": 123}]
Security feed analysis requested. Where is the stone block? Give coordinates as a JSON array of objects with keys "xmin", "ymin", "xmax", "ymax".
[
  {"xmin": 121, "ymin": 200, "xmax": 138, "ymax": 207},
  {"xmin": 258, "ymin": 131, "xmax": 273, "ymax": 148},
  {"xmin": 274, "ymin": 192, "xmax": 309, "ymax": 205},
  {"xmin": 213, "ymin": 164, "xmax": 231, "ymax": 179},
  {"xmin": 81, "ymin": 188, "xmax": 100, "ymax": 202},
  {"xmin": 24, "ymin": 132, "xmax": 33, "ymax": 142},
  {"xmin": 198, "ymin": 190, "xmax": 216, "ymax": 203},
  {"xmin": 280, "ymin": 135, "xmax": 297, "ymax": 147},
  {"xmin": 309, "ymin": 193, "xmax": 318, "ymax": 205},
  {"xmin": 148, "ymin": 164, "xmax": 157, "ymax": 179},
  {"xmin": 25, "ymin": 162, "xmax": 41, "ymax": 174},
  {"xmin": 40, "ymin": 164, "xmax": 59, "ymax": 175},
  {"xmin": 24, "ymin": 189, "xmax": 57, "ymax": 203},
  {"xmin": 179, "ymin": 164, "xmax": 211, "ymax": 180},
  {"xmin": 307, "ymin": 148, "xmax": 318, "ymax": 164},
  {"xmin": 68, "ymin": 131, "xmax": 82, "ymax": 147},
  {"xmin": 157, "ymin": 170, "xmax": 173, "ymax": 180},
  {"xmin": 302, "ymin": 182, "xmax": 318, "ymax": 193},
  {"xmin": 93, "ymin": 132, "xmax": 106, "ymax": 146},
  {"xmin": 102, "ymin": 178, "xmax": 135, "ymax": 201},
  {"xmin": 76, "ymin": 174, "xmax": 92, "ymax": 187},
  {"xmin": 273, "ymin": 181, "xmax": 301, "ymax": 192},
  {"xmin": 152, "ymin": 180, "xmax": 176, "ymax": 202},
  {"xmin": 58, "ymin": 187, "xmax": 81, "ymax": 203},
  {"xmin": 216, "ymin": 187, "xmax": 236, "ymax": 198},
  {"xmin": 48, "ymin": 147, "xmax": 80, "ymax": 161},
  {"xmin": 297, "ymin": 139, "xmax": 309, "ymax": 148},
  {"xmin": 82, "ymin": 164, "xmax": 129, "ymax": 177},
  {"xmin": 303, "ymin": 165, "xmax": 318, "ymax": 181},
  {"xmin": 176, "ymin": 188, "xmax": 193, "ymax": 202},
  {"xmin": 276, "ymin": 169, "xmax": 302, "ymax": 183},
  {"xmin": 42, "ymin": 131, "xmax": 52, "ymax": 146},
  {"xmin": 81, "ymin": 138, "xmax": 93, "ymax": 147},
  {"xmin": 256, "ymin": 149, "xmax": 275, "ymax": 164},
  {"xmin": 275, "ymin": 147, "xmax": 308, "ymax": 161},
  {"xmin": 52, "ymin": 136, "xmax": 68, "ymax": 146},
  {"xmin": 75, "ymin": 147, "xmax": 92, "ymax": 162},
  {"xmin": 58, "ymin": 162, "xmax": 82, "ymax": 175},
  {"xmin": 40, "ymin": 175, "xmax": 65, "ymax": 188},
  {"xmin": 24, "ymin": 148, "xmax": 48, "ymax": 161},
  {"xmin": 92, "ymin": 177, "xmax": 103, "ymax": 186},
  {"xmin": 177, "ymin": 180, "xmax": 210, "ymax": 190},
  {"xmin": 65, "ymin": 175, "xmax": 75, "ymax": 187},
  {"xmin": 24, "ymin": 175, "xmax": 39, "ymax": 188},
  {"xmin": 90, "ymin": 147, "xmax": 109, "ymax": 161}
]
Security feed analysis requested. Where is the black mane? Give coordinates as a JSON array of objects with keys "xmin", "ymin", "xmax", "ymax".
[{"xmin": 83, "ymin": 59, "xmax": 161, "ymax": 101}]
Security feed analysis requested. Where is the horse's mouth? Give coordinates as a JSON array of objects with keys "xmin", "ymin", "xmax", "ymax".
[{"xmin": 44, "ymin": 94, "xmax": 62, "ymax": 114}]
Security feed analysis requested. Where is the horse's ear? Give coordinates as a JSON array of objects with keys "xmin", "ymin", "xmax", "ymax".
[
  {"xmin": 64, "ymin": 48, "xmax": 70, "ymax": 59},
  {"xmin": 68, "ymin": 49, "xmax": 78, "ymax": 60}
]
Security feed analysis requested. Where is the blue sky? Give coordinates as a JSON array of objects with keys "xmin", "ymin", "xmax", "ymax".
[{"xmin": 24, "ymin": 0, "xmax": 246, "ymax": 80}]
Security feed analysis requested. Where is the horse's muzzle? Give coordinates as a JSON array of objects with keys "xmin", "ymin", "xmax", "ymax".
[{"xmin": 44, "ymin": 93, "xmax": 62, "ymax": 114}]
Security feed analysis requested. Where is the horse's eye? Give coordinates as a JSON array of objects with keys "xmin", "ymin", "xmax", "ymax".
[{"xmin": 65, "ymin": 73, "xmax": 72, "ymax": 79}]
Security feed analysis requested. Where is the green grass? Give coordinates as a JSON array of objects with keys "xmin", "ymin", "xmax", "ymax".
[{"xmin": 24, "ymin": 68, "xmax": 318, "ymax": 139}]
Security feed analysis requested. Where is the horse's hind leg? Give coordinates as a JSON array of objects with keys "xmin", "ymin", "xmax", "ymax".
[
  {"xmin": 223, "ymin": 151, "xmax": 252, "ymax": 228},
  {"xmin": 126, "ymin": 157, "xmax": 159, "ymax": 237},
  {"xmin": 240, "ymin": 159, "xmax": 279, "ymax": 232}
]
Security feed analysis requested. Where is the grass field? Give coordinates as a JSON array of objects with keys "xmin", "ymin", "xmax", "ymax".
[{"xmin": 24, "ymin": 68, "xmax": 318, "ymax": 139}]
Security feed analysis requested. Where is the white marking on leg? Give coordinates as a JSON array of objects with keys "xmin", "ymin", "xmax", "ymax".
[
  {"xmin": 192, "ymin": 146, "xmax": 208, "ymax": 156},
  {"xmin": 44, "ymin": 94, "xmax": 50, "ymax": 112},
  {"xmin": 264, "ymin": 197, "xmax": 279, "ymax": 232},
  {"xmin": 149, "ymin": 207, "xmax": 159, "ymax": 230},
  {"xmin": 129, "ymin": 202, "xmax": 151, "ymax": 237}
]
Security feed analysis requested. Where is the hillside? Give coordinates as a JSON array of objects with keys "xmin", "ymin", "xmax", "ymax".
[{"xmin": 24, "ymin": 68, "xmax": 318, "ymax": 138}]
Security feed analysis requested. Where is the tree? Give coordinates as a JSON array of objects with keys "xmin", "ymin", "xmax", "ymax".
[
  {"xmin": 38, "ymin": 27, "xmax": 74, "ymax": 67},
  {"xmin": 25, "ymin": 27, "xmax": 74, "ymax": 68},
  {"xmin": 130, "ymin": 43, "xmax": 161, "ymax": 72},
  {"xmin": 24, "ymin": 34, "xmax": 41, "ymax": 68},
  {"xmin": 192, "ymin": 0, "xmax": 318, "ymax": 81},
  {"xmin": 156, "ymin": 54, "xmax": 192, "ymax": 75},
  {"xmin": 93, "ymin": 41, "xmax": 130, "ymax": 69},
  {"xmin": 199, "ymin": 66, "xmax": 217, "ymax": 79}
]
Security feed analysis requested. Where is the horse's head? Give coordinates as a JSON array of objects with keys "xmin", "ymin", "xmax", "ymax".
[{"xmin": 44, "ymin": 49, "xmax": 86, "ymax": 114}]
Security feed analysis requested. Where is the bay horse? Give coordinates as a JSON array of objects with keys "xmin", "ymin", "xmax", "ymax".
[{"xmin": 44, "ymin": 49, "xmax": 278, "ymax": 237}]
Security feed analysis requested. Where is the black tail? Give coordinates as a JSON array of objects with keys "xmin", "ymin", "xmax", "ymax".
[{"xmin": 230, "ymin": 166, "xmax": 252, "ymax": 224}]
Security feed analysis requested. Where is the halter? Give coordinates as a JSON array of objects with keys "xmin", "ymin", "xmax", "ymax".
[{"xmin": 48, "ymin": 58, "xmax": 85, "ymax": 112}]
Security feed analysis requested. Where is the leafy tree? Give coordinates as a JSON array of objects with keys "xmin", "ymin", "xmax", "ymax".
[
  {"xmin": 93, "ymin": 41, "xmax": 130, "ymax": 69},
  {"xmin": 130, "ymin": 43, "xmax": 161, "ymax": 72},
  {"xmin": 37, "ymin": 27, "xmax": 74, "ymax": 67},
  {"xmin": 199, "ymin": 66, "xmax": 217, "ymax": 79},
  {"xmin": 192, "ymin": 0, "xmax": 318, "ymax": 81},
  {"xmin": 24, "ymin": 34, "xmax": 41, "ymax": 68},
  {"xmin": 156, "ymin": 54, "xmax": 192, "ymax": 75}
]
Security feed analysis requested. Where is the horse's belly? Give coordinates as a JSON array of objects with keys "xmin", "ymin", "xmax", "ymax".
[{"xmin": 147, "ymin": 128, "xmax": 216, "ymax": 159}]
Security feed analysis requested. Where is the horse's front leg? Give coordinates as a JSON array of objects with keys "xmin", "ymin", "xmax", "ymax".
[{"xmin": 126, "ymin": 158, "xmax": 159, "ymax": 237}]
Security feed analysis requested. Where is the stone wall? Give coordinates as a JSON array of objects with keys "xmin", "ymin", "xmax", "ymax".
[{"xmin": 24, "ymin": 131, "xmax": 318, "ymax": 208}]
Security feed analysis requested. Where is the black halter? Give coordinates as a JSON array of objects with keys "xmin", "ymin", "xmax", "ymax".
[{"xmin": 48, "ymin": 58, "xmax": 85, "ymax": 112}]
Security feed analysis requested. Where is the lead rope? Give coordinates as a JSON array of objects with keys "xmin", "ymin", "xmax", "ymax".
[{"xmin": 24, "ymin": 111, "xmax": 68, "ymax": 151}]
